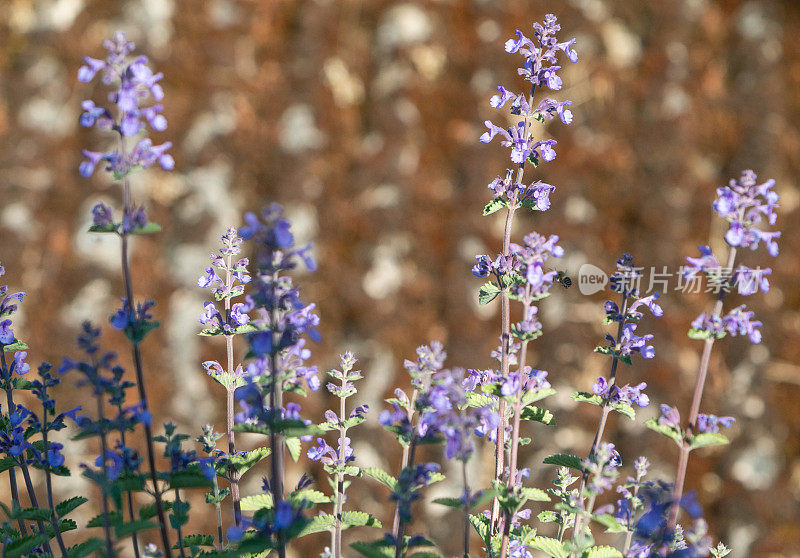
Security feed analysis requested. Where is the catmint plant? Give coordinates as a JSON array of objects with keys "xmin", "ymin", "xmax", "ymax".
[
  {"xmin": 473, "ymin": 13, "xmax": 577, "ymax": 556},
  {"xmin": 306, "ymin": 352, "xmax": 379, "ymax": 557},
  {"xmin": 646, "ymin": 170, "xmax": 779, "ymax": 529},
  {"xmin": 226, "ymin": 205, "xmax": 321, "ymax": 557},
  {"xmin": 198, "ymin": 226, "xmax": 253, "ymax": 529},
  {"xmin": 78, "ymin": 31, "xmax": 174, "ymax": 554},
  {"xmin": 565, "ymin": 254, "xmax": 662, "ymax": 553}
]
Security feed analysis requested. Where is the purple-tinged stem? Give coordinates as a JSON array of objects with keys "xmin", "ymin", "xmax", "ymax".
[
  {"xmin": 394, "ymin": 441, "xmax": 417, "ymax": 558},
  {"xmin": 118, "ymin": 134, "xmax": 173, "ymax": 556},
  {"xmin": 95, "ymin": 393, "xmax": 116, "ymax": 556},
  {"xmin": 570, "ymin": 294, "xmax": 629, "ymax": 550},
  {"xmin": 392, "ymin": 388, "xmax": 418, "ymax": 537},
  {"xmin": 669, "ymin": 247, "xmax": 736, "ymax": 527},
  {"xmin": 212, "ymin": 475, "xmax": 225, "ymax": 550},
  {"xmin": 269, "ymin": 278, "xmax": 286, "ymax": 558},
  {"xmin": 1, "ymin": 352, "xmax": 29, "ymax": 536},
  {"xmin": 1, "ymin": 352, "xmax": 50, "ymax": 551},
  {"xmin": 41, "ymin": 399, "xmax": 68, "ymax": 557},
  {"xmin": 173, "ymin": 488, "xmax": 187, "ymax": 558},
  {"xmin": 333, "ymin": 380, "xmax": 348, "ymax": 557},
  {"xmin": 223, "ymin": 253, "xmax": 242, "ymax": 527},
  {"xmin": 462, "ymin": 460, "xmax": 470, "ymax": 558},
  {"xmin": 115, "ymin": 402, "xmax": 142, "ymax": 558}
]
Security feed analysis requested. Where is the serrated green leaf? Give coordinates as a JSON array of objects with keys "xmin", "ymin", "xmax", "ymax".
[
  {"xmin": 138, "ymin": 500, "xmax": 173, "ymax": 521},
  {"xmin": 351, "ymin": 541, "xmax": 394, "ymax": 558},
  {"xmin": 432, "ymin": 497, "xmax": 462, "ymax": 509},
  {"xmin": 55, "ymin": 496, "xmax": 88, "ymax": 517},
  {"xmin": 479, "ymin": 282, "xmax": 502, "ymax": 305},
  {"xmin": 66, "ymin": 538, "xmax": 106, "ymax": 558},
  {"xmin": 530, "ymin": 536, "xmax": 568, "ymax": 558},
  {"xmin": 13, "ymin": 506, "xmax": 52, "ymax": 522},
  {"xmin": 520, "ymin": 487, "xmax": 550, "ymax": 502},
  {"xmin": 87, "ymin": 510, "xmax": 122, "ymax": 528},
  {"xmin": 342, "ymin": 510, "xmax": 381, "ymax": 528},
  {"xmin": 583, "ymin": 545, "xmax": 623, "ymax": 558},
  {"xmin": 2, "ymin": 340, "xmax": 28, "ymax": 351},
  {"xmin": 521, "ymin": 405, "xmax": 555, "ymax": 425},
  {"xmin": 466, "ymin": 391, "xmax": 495, "ymax": 408},
  {"xmin": 521, "ymin": 387, "xmax": 556, "ymax": 405},
  {"xmin": 169, "ymin": 469, "xmax": 213, "ymax": 489},
  {"xmin": 286, "ymin": 437, "xmax": 302, "ymax": 462},
  {"xmin": 644, "ymin": 418, "xmax": 683, "ymax": 446},
  {"xmin": 88, "ymin": 223, "xmax": 118, "ymax": 234},
  {"xmin": 298, "ymin": 513, "xmax": 335, "ymax": 536},
  {"xmin": 241, "ymin": 493, "xmax": 273, "ymax": 511},
  {"xmin": 483, "ymin": 196, "xmax": 507, "ymax": 216},
  {"xmin": 289, "ymin": 489, "xmax": 330, "ymax": 505},
  {"xmin": 543, "ymin": 453, "xmax": 584, "ymax": 472},
  {"xmin": 131, "ymin": 222, "xmax": 162, "ymax": 235},
  {"xmin": 572, "ymin": 392, "xmax": 602, "ymax": 406},
  {"xmin": 174, "ymin": 534, "xmax": 215, "ymax": 549},
  {"xmin": 227, "ymin": 446, "xmax": 271, "ymax": 475},
  {"xmin": 612, "ymin": 402, "xmax": 635, "ymax": 421},
  {"xmin": 592, "ymin": 513, "xmax": 626, "ymax": 533},
  {"xmin": 538, "ymin": 510, "xmax": 559, "ymax": 523},
  {"xmin": 4, "ymin": 534, "xmax": 49, "ymax": 558},
  {"xmin": 362, "ymin": 468, "xmax": 398, "ymax": 491},
  {"xmin": 689, "ymin": 432, "xmax": 729, "ymax": 450}
]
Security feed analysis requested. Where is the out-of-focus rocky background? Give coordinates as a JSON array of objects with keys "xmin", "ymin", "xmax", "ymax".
[{"xmin": 0, "ymin": 0, "xmax": 798, "ymax": 556}]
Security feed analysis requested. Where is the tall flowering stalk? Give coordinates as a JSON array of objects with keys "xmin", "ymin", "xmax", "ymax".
[
  {"xmin": 229, "ymin": 205, "xmax": 320, "ymax": 557},
  {"xmin": 78, "ymin": 31, "xmax": 175, "ymax": 554},
  {"xmin": 568, "ymin": 255, "xmax": 662, "ymax": 552},
  {"xmin": 308, "ymin": 352, "xmax": 371, "ymax": 557},
  {"xmin": 649, "ymin": 170, "xmax": 778, "ymax": 528},
  {"xmin": 473, "ymin": 13, "xmax": 577, "ymax": 548},
  {"xmin": 198, "ymin": 227, "xmax": 252, "ymax": 528}
]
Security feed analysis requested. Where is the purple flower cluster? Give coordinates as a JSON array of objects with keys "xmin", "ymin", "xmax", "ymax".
[
  {"xmin": 592, "ymin": 377, "xmax": 649, "ymax": 408},
  {"xmin": 691, "ymin": 304, "xmax": 762, "ymax": 344},
  {"xmin": 657, "ymin": 405, "xmax": 734, "ymax": 435},
  {"xmin": 683, "ymin": 246, "xmax": 771, "ymax": 296},
  {"xmin": 487, "ymin": 170, "xmax": 556, "ymax": 211},
  {"xmin": 713, "ymin": 170, "xmax": 780, "ymax": 256},
  {"xmin": 418, "ymin": 368, "xmax": 499, "ymax": 461},
  {"xmin": 583, "ymin": 442, "xmax": 622, "ymax": 495},
  {"xmin": 78, "ymin": 31, "xmax": 174, "ymax": 177},
  {"xmin": 604, "ymin": 293, "xmax": 663, "ymax": 324},
  {"xmin": 480, "ymin": 14, "xmax": 577, "ymax": 165},
  {"xmin": 0, "ymin": 264, "xmax": 25, "ymax": 346}
]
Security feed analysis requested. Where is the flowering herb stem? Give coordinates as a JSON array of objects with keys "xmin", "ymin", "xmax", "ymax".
[
  {"xmin": 223, "ymin": 249, "xmax": 242, "ymax": 527},
  {"xmin": 174, "ymin": 488, "xmax": 188, "ymax": 558},
  {"xmin": 334, "ymin": 385, "xmax": 347, "ymax": 557},
  {"xmin": 118, "ymin": 135, "xmax": 173, "ymax": 556},
  {"xmin": 211, "ymin": 474, "xmax": 225, "ymax": 550},
  {"xmin": 571, "ymin": 293, "xmax": 629, "ymax": 546},
  {"xmin": 41, "ymin": 398, "xmax": 69, "ymax": 557},
  {"xmin": 670, "ymin": 247, "xmax": 737, "ymax": 527},
  {"xmin": 394, "ymin": 440, "xmax": 417, "ymax": 558},
  {"xmin": 115, "ymin": 401, "xmax": 142, "ymax": 558},
  {"xmin": 1, "ymin": 352, "xmax": 51, "ymax": 552},
  {"xmin": 95, "ymin": 391, "xmax": 116, "ymax": 556},
  {"xmin": 391, "ymin": 388, "xmax": 418, "ymax": 537},
  {"xmin": 1, "ymin": 354, "xmax": 28, "ymax": 537},
  {"xmin": 462, "ymin": 460, "xmax": 470, "ymax": 558},
  {"xmin": 269, "ymin": 285, "xmax": 287, "ymax": 558}
]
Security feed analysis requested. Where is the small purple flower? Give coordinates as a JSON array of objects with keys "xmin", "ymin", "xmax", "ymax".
[
  {"xmin": 713, "ymin": 170, "xmax": 780, "ymax": 256},
  {"xmin": 657, "ymin": 404, "xmax": 681, "ymax": 429},
  {"xmin": 696, "ymin": 413, "xmax": 735, "ymax": 434},
  {"xmin": 0, "ymin": 319, "xmax": 15, "ymax": 344}
]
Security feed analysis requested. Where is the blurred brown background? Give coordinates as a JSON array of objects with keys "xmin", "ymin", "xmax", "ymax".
[{"xmin": 0, "ymin": 0, "xmax": 799, "ymax": 556}]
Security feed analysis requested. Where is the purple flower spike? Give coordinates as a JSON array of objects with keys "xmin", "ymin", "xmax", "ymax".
[{"xmin": 713, "ymin": 170, "xmax": 780, "ymax": 255}]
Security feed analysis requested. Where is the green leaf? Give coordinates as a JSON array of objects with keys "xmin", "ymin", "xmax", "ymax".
[
  {"xmin": 66, "ymin": 538, "xmax": 106, "ymax": 558},
  {"xmin": 342, "ymin": 510, "xmax": 381, "ymax": 528},
  {"xmin": 644, "ymin": 418, "xmax": 683, "ymax": 447},
  {"xmin": 520, "ymin": 405, "xmax": 555, "ymax": 425},
  {"xmin": 592, "ymin": 513, "xmax": 626, "ymax": 534},
  {"xmin": 350, "ymin": 541, "xmax": 394, "ymax": 558},
  {"xmin": 298, "ymin": 513, "xmax": 335, "ymax": 536},
  {"xmin": 2, "ymin": 340, "xmax": 28, "ymax": 352},
  {"xmin": 543, "ymin": 453, "xmax": 584, "ymax": 472},
  {"xmin": 55, "ymin": 496, "xmax": 88, "ymax": 517},
  {"xmin": 227, "ymin": 447, "xmax": 271, "ymax": 475},
  {"xmin": 88, "ymin": 223, "xmax": 118, "ymax": 234},
  {"xmin": 5, "ymin": 534, "xmax": 49, "ymax": 558},
  {"xmin": 241, "ymin": 493, "xmax": 273, "ymax": 511},
  {"xmin": 408, "ymin": 553, "xmax": 442, "ymax": 558},
  {"xmin": 432, "ymin": 497, "xmax": 462, "ymax": 509},
  {"xmin": 138, "ymin": 500, "xmax": 173, "ymax": 521},
  {"xmin": 289, "ymin": 489, "xmax": 331, "ymax": 505},
  {"xmin": 285, "ymin": 437, "xmax": 302, "ymax": 462},
  {"xmin": 521, "ymin": 197, "xmax": 545, "ymax": 211},
  {"xmin": 538, "ymin": 510, "xmax": 559, "ymax": 523},
  {"xmin": 571, "ymin": 392, "xmax": 602, "ymax": 406},
  {"xmin": 530, "ymin": 536, "xmax": 569, "ymax": 558},
  {"xmin": 174, "ymin": 534, "xmax": 216, "ymax": 549},
  {"xmin": 689, "ymin": 432, "xmax": 729, "ymax": 450},
  {"xmin": 362, "ymin": 467, "xmax": 398, "ymax": 491},
  {"xmin": 466, "ymin": 391, "xmax": 495, "ymax": 407},
  {"xmin": 483, "ymin": 196, "xmax": 507, "ymax": 216},
  {"xmin": 169, "ymin": 469, "xmax": 213, "ymax": 489},
  {"xmin": 521, "ymin": 387, "xmax": 556, "ymax": 405},
  {"xmin": 86, "ymin": 510, "xmax": 122, "ymax": 528},
  {"xmin": 13, "ymin": 507, "xmax": 52, "ymax": 522},
  {"xmin": 583, "ymin": 546, "xmax": 623, "ymax": 558},
  {"xmin": 130, "ymin": 222, "xmax": 162, "ymax": 235},
  {"xmin": 479, "ymin": 282, "xmax": 502, "ymax": 305},
  {"xmin": 520, "ymin": 487, "xmax": 550, "ymax": 502},
  {"xmin": 688, "ymin": 327, "xmax": 718, "ymax": 340},
  {"xmin": 0, "ymin": 456, "xmax": 13, "ymax": 473},
  {"xmin": 611, "ymin": 402, "xmax": 635, "ymax": 421}
]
